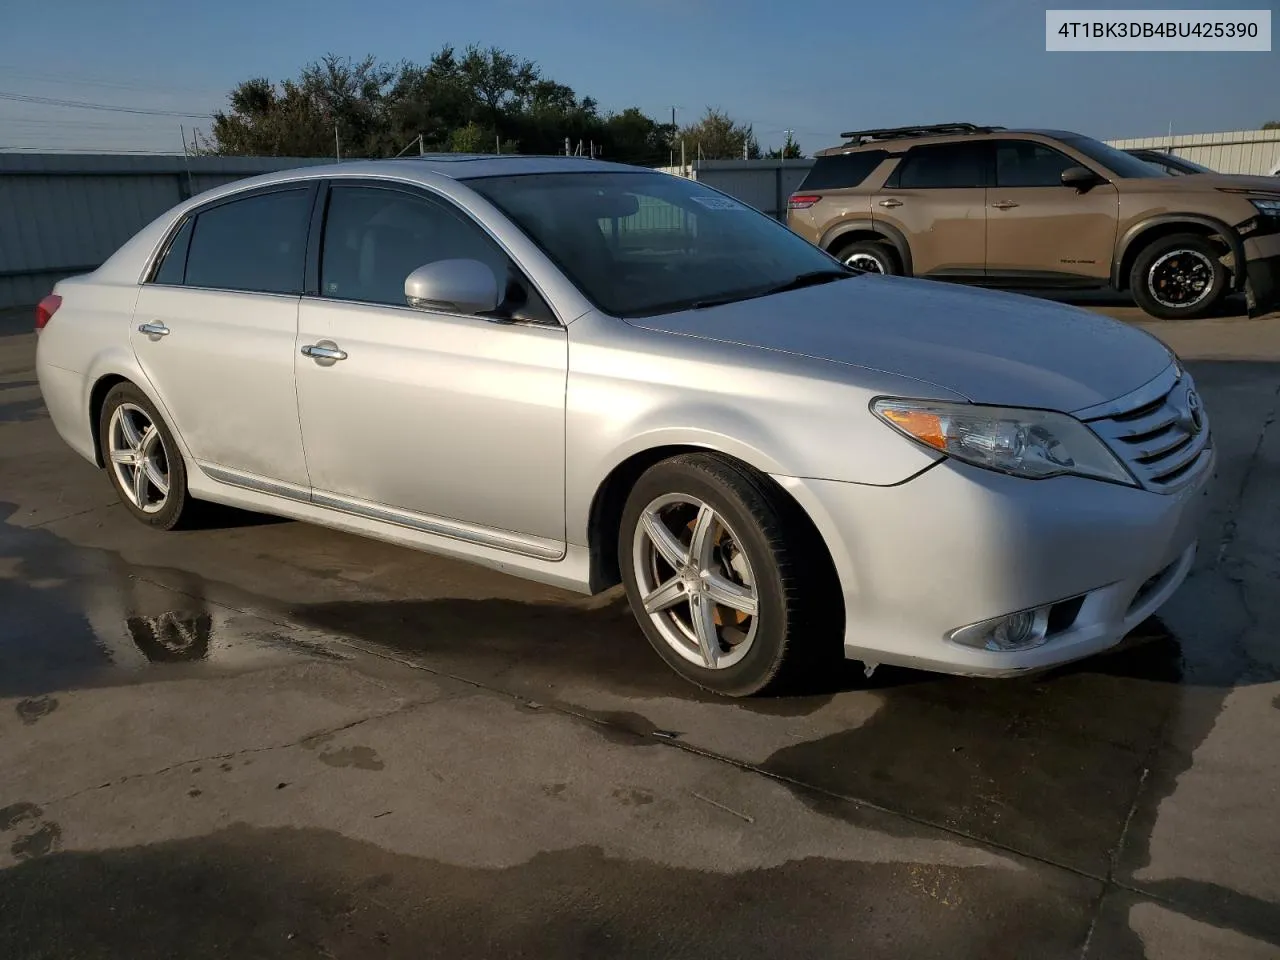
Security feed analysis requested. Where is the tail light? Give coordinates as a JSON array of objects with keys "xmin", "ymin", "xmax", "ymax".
[
  {"xmin": 35, "ymin": 294, "xmax": 62, "ymax": 331},
  {"xmin": 788, "ymin": 194, "xmax": 821, "ymax": 210}
]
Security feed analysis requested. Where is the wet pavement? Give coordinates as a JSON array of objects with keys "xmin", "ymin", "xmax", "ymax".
[{"xmin": 1, "ymin": 303, "xmax": 1279, "ymax": 958}]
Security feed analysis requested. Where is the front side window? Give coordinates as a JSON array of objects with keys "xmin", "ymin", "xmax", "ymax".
[
  {"xmin": 468, "ymin": 171, "xmax": 844, "ymax": 317},
  {"xmin": 892, "ymin": 143, "xmax": 989, "ymax": 189},
  {"xmin": 318, "ymin": 184, "xmax": 554, "ymax": 322},
  {"xmin": 183, "ymin": 188, "xmax": 311, "ymax": 294},
  {"xmin": 994, "ymin": 141, "xmax": 1079, "ymax": 187}
]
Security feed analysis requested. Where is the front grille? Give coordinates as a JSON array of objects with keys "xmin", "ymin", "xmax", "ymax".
[{"xmin": 1083, "ymin": 365, "xmax": 1212, "ymax": 493}]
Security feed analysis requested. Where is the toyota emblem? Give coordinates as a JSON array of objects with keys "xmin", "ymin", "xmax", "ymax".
[{"xmin": 1183, "ymin": 389, "xmax": 1204, "ymax": 434}]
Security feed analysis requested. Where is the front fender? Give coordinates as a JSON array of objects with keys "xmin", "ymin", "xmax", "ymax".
[
  {"xmin": 563, "ymin": 314, "xmax": 952, "ymax": 545},
  {"xmin": 1114, "ymin": 214, "xmax": 1247, "ymax": 291}
]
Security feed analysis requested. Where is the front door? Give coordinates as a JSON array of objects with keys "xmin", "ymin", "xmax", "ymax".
[
  {"xmin": 294, "ymin": 182, "xmax": 568, "ymax": 552},
  {"xmin": 985, "ymin": 140, "xmax": 1119, "ymax": 283},
  {"xmin": 130, "ymin": 185, "xmax": 314, "ymax": 488},
  {"xmin": 872, "ymin": 140, "xmax": 989, "ymax": 277}
]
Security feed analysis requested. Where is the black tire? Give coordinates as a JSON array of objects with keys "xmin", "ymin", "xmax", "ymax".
[
  {"xmin": 1129, "ymin": 232, "xmax": 1228, "ymax": 320},
  {"xmin": 98, "ymin": 382, "xmax": 198, "ymax": 531},
  {"xmin": 832, "ymin": 239, "xmax": 899, "ymax": 275},
  {"xmin": 618, "ymin": 453, "xmax": 841, "ymax": 697}
]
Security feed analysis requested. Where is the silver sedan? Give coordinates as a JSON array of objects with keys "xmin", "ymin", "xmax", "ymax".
[{"xmin": 34, "ymin": 156, "xmax": 1214, "ymax": 696}]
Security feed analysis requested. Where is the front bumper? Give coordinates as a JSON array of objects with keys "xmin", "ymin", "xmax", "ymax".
[
  {"xmin": 1243, "ymin": 231, "xmax": 1280, "ymax": 317},
  {"xmin": 775, "ymin": 448, "xmax": 1215, "ymax": 677}
]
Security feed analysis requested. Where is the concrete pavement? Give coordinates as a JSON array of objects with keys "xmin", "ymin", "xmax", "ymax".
[{"xmin": 1, "ymin": 301, "xmax": 1278, "ymax": 958}]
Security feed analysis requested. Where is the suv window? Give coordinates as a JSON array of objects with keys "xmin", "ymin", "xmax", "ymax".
[
  {"xmin": 994, "ymin": 141, "xmax": 1078, "ymax": 187},
  {"xmin": 891, "ymin": 142, "xmax": 989, "ymax": 189},
  {"xmin": 183, "ymin": 188, "xmax": 311, "ymax": 294},
  {"xmin": 319, "ymin": 184, "xmax": 552, "ymax": 321},
  {"xmin": 797, "ymin": 150, "xmax": 889, "ymax": 191}
]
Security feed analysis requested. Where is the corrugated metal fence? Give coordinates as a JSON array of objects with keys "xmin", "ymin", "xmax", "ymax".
[
  {"xmin": 1106, "ymin": 129, "xmax": 1280, "ymax": 177},
  {"xmin": 0, "ymin": 154, "xmax": 329, "ymax": 309}
]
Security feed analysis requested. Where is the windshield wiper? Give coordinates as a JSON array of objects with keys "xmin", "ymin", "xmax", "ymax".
[
  {"xmin": 690, "ymin": 269, "xmax": 853, "ymax": 311},
  {"xmin": 760, "ymin": 269, "xmax": 855, "ymax": 296}
]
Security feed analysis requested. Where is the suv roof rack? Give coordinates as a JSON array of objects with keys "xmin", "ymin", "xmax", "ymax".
[{"xmin": 837, "ymin": 123, "xmax": 1004, "ymax": 144}]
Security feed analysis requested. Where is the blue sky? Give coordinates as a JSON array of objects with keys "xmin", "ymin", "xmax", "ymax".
[{"xmin": 0, "ymin": 0, "xmax": 1275, "ymax": 155}]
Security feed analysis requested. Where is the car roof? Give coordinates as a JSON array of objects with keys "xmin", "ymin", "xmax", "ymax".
[
  {"xmin": 815, "ymin": 128, "xmax": 1087, "ymax": 156},
  {"xmin": 161, "ymin": 154, "xmax": 659, "ymax": 213}
]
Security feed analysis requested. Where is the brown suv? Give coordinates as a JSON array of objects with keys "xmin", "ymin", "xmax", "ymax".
[{"xmin": 787, "ymin": 123, "xmax": 1280, "ymax": 319}]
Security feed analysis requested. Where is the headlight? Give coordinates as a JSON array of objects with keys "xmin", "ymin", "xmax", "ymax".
[
  {"xmin": 871, "ymin": 399, "xmax": 1136, "ymax": 486},
  {"xmin": 1251, "ymin": 198, "xmax": 1280, "ymax": 216}
]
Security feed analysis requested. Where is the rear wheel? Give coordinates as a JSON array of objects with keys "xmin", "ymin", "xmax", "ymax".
[
  {"xmin": 98, "ymin": 382, "xmax": 197, "ymax": 530},
  {"xmin": 832, "ymin": 238, "xmax": 899, "ymax": 275},
  {"xmin": 618, "ymin": 453, "xmax": 840, "ymax": 697},
  {"xmin": 1130, "ymin": 233, "xmax": 1228, "ymax": 320}
]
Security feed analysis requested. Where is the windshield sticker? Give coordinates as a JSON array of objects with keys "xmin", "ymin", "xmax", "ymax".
[{"xmin": 689, "ymin": 195, "xmax": 746, "ymax": 211}]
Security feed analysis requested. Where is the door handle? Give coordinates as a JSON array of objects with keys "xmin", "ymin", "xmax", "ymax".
[
  {"xmin": 137, "ymin": 322, "xmax": 170, "ymax": 337},
  {"xmin": 878, "ymin": 198, "xmax": 903, "ymax": 208},
  {"xmin": 301, "ymin": 341, "xmax": 348, "ymax": 362},
  {"xmin": 991, "ymin": 200, "xmax": 1020, "ymax": 210}
]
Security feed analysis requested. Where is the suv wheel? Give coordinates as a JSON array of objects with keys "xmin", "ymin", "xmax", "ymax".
[
  {"xmin": 833, "ymin": 239, "xmax": 899, "ymax": 275},
  {"xmin": 618, "ymin": 453, "xmax": 839, "ymax": 697},
  {"xmin": 1130, "ymin": 233, "xmax": 1228, "ymax": 320}
]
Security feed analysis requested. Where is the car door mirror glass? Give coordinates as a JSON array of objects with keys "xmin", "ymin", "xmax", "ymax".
[
  {"xmin": 404, "ymin": 259, "xmax": 501, "ymax": 315},
  {"xmin": 1061, "ymin": 165, "xmax": 1102, "ymax": 190}
]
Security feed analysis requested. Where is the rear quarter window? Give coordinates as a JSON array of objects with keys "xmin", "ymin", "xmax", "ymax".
[{"xmin": 798, "ymin": 150, "xmax": 889, "ymax": 191}]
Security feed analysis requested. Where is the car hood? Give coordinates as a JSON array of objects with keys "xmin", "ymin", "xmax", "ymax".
[
  {"xmin": 627, "ymin": 275, "xmax": 1174, "ymax": 413},
  {"xmin": 1145, "ymin": 172, "xmax": 1280, "ymax": 195}
]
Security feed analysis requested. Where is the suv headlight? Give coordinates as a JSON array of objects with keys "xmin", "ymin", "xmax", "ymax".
[
  {"xmin": 871, "ymin": 399, "xmax": 1136, "ymax": 486},
  {"xmin": 1251, "ymin": 198, "xmax": 1280, "ymax": 216}
]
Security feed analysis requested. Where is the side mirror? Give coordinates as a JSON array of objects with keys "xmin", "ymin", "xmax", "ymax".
[
  {"xmin": 1061, "ymin": 165, "xmax": 1103, "ymax": 190},
  {"xmin": 404, "ymin": 259, "xmax": 500, "ymax": 315}
]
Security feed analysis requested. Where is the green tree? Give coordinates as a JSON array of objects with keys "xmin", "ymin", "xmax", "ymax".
[
  {"xmin": 1264, "ymin": 121, "xmax": 1280, "ymax": 130},
  {"xmin": 677, "ymin": 108, "xmax": 760, "ymax": 161},
  {"xmin": 202, "ymin": 49, "xmax": 755, "ymax": 168},
  {"xmin": 764, "ymin": 132, "xmax": 804, "ymax": 160}
]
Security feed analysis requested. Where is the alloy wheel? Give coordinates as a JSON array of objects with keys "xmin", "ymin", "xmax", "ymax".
[
  {"xmin": 107, "ymin": 403, "xmax": 170, "ymax": 514},
  {"xmin": 1147, "ymin": 248, "xmax": 1214, "ymax": 309},
  {"xmin": 631, "ymin": 494, "xmax": 759, "ymax": 669},
  {"xmin": 844, "ymin": 251, "xmax": 886, "ymax": 274}
]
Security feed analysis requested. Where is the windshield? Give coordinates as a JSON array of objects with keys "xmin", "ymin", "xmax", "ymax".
[
  {"xmin": 1167, "ymin": 155, "xmax": 1215, "ymax": 174},
  {"xmin": 1061, "ymin": 136, "xmax": 1170, "ymax": 179},
  {"xmin": 468, "ymin": 171, "xmax": 846, "ymax": 317}
]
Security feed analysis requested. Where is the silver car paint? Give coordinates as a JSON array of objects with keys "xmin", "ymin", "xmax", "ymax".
[
  {"xmin": 629, "ymin": 274, "xmax": 1175, "ymax": 414},
  {"xmin": 35, "ymin": 156, "xmax": 1210, "ymax": 677}
]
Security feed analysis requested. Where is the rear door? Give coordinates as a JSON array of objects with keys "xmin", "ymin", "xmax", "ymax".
[
  {"xmin": 871, "ymin": 141, "xmax": 989, "ymax": 277},
  {"xmin": 985, "ymin": 139, "xmax": 1119, "ymax": 283},
  {"xmin": 131, "ymin": 185, "xmax": 315, "ymax": 490}
]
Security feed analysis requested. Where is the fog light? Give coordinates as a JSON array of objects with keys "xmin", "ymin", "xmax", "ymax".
[{"xmin": 948, "ymin": 606, "xmax": 1051, "ymax": 652}]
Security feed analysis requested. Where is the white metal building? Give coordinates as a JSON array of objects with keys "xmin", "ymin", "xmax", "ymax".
[{"xmin": 1105, "ymin": 129, "xmax": 1280, "ymax": 177}]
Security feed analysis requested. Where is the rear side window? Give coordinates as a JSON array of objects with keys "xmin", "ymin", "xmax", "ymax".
[
  {"xmin": 152, "ymin": 218, "xmax": 193, "ymax": 285},
  {"xmin": 798, "ymin": 150, "xmax": 889, "ymax": 191},
  {"xmin": 183, "ymin": 189, "xmax": 311, "ymax": 295},
  {"xmin": 891, "ymin": 142, "xmax": 989, "ymax": 189}
]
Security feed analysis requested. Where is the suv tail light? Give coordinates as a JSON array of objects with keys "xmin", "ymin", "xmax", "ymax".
[
  {"xmin": 788, "ymin": 194, "xmax": 821, "ymax": 210},
  {"xmin": 35, "ymin": 294, "xmax": 62, "ymax": 331}
]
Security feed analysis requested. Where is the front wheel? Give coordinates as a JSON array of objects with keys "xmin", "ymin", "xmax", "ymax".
[
  {"xmin": 618, "ymin": 453, "xmax": 839, "ymax": 697},
  {"xmin": 1130, "ymin": 233, "xmax": 1228, "ymax": 320}
]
